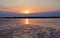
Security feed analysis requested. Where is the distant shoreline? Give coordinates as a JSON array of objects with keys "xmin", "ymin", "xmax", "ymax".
[{"xmin": 0, "ymin": 17, "xmax": 60, "ymax": 19}]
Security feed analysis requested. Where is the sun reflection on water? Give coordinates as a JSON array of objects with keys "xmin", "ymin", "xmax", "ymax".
[
  {"xmin": 20, "ymin": 18, "xmax": 29, "ymax": 24},
  {"xmin": 26, "ymin": 19, "xmax": 28, "ymax": 24}
]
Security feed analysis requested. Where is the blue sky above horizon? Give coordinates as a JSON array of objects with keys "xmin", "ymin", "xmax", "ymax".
[{"xmin": 0, "ymin": 0, "xmax": 60, "ymax": 13}]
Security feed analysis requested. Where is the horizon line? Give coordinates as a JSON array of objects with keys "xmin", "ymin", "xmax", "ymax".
[{"xmin": 0, "ymin": 17, "xmax": 60, "ymax": 19}]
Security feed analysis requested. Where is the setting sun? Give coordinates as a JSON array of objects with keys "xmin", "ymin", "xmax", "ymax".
[
  {"xmin": 21, "ymin": 8, "xmax": 31, "ymax": 14},
  {"xmin": 25, "ymin": 11, "xmax": 29, "ymax": 14}
]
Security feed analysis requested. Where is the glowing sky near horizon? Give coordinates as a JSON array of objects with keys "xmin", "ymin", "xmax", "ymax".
[{"xmin": 0, "ymin": 0, "xmax": 60, "ymax": 13}]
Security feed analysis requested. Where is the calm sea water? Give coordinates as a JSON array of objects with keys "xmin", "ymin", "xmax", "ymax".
[
  {"xmin": 0, "ymin": 18, "xmax": 60, "ymax": 28},
  {"xmin": 0, "ymin": 18, "xmax": 60, "ymax": 38}
]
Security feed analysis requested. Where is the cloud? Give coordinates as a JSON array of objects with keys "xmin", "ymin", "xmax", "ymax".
[{"xmin": 0, "ymin": 6, "xmax": 11, "ymax": 11}]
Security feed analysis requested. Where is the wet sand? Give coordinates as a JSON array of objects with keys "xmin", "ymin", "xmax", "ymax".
[{"xmin": 0, "ymin": 24, "xmax": 60, "ymax": 38}]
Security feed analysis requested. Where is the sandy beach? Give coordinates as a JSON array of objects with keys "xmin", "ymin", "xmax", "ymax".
[{"xmin": 0, "ymin": 24, "xmax": 60, "ymax": 38}]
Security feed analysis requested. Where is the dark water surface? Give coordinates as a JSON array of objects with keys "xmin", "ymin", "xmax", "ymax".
[
  {"xmin": 0, "ymin": 18, "xmax": 60, "ymax": 28},
  {"xmin": 0, "ymin": 18, "xmax": 60, "ymax": 38}
]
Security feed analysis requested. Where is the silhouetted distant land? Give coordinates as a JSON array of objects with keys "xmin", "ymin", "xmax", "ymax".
[{"xmin": 0, "ymin": 17, "xmax": 60, "ymax": 19}]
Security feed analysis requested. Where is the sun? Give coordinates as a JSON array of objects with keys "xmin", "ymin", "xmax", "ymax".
[
  {"xmin": 21, "ymin": 9, "xmax": 31, "ymax": 14},
  {"xmin": 25, "ymin": 11, "xmax": 29, "ymax": 14},
  {"xmin": 24, "ymin": 10, "xmax": 30, "ymax": 14}
]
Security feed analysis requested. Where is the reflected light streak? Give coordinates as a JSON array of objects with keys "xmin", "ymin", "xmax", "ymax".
[
  {"xmin": 20, "ymin": 18, "xmax": 29, "ymax": 24},
  {"xmin": 26, "ymin": 19, "xmax": 28, "ymax": 24}
]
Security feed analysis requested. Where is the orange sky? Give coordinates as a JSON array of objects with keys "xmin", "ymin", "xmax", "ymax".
[{"xmin": 0, "ymin": 0, "xmax": 60, "ymax": 14}]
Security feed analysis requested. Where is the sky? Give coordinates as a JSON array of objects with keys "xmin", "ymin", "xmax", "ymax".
[{"xmin": 0, "ymin": 0, "xmax": 60, "ymax": 13}]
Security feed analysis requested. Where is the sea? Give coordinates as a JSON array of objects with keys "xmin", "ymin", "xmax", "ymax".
[{"xmin": 0, "ymin": 18, "xmax": 60, "ymax": 38}]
